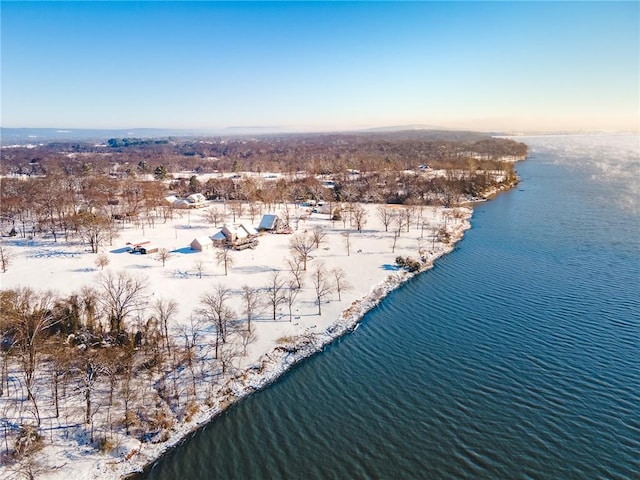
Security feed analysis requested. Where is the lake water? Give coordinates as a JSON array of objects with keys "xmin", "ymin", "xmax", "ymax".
[{"xmin": 140, "ymin": 134, "xmax": 639, "ymax": 480}]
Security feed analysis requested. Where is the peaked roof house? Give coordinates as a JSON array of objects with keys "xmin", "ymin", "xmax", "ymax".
[
  {"xmin": 190, "ymin": 236, "xmax": 213, "ymax": 251},
  {"xmin": 186, "ymin": 193, "xmax": 206, "ymax": 207},
  {"xmin": 172, "ymin": 193, "xmax": 207, "ymax": 209},
  {"xmin": 217, "ymin": 224, "xmax": 259, "ymax": 250},
  {"xmin": 210, "ymin": 229, "xmax": 226, "ymax": 245}
]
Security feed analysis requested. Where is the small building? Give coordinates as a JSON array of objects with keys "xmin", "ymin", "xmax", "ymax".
[
  {"xmin": 210, "ymin": 229, "xmax": 227, "ymax": 246},
  {"xmin": 131, "ymin": 244, "xmax": 159, "ymax": 255},
  {"xmin": 217, "ymin": 224, "xmax": 259, "ymax": 250},
  {"xmin": 258, "ymin": 214, "xmax": 279, "ymax": 231},
  {"xmin": 186, "ymin": 193, "xmax": 207, "ymax": 207},
  {"xmin": 190, "ymin": 236, "xmax": 213, "ymax": 251},
  {"xmin": 126, "ymin": 239, "xmax": 150, "ymax": 251}
]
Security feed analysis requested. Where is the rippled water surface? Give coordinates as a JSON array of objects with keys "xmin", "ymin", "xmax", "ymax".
[{"xmin": 142, "ymin": 135, "xmax": 639, "ymax": 480}]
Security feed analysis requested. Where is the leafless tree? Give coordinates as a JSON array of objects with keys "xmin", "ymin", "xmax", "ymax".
[
  {"xmin": 94, "ymin": 252, "xmax": 110, "ymax": 270},
  {"xmin": 289, "ymin": 233, "xmax": 315, "ymax": 270},
  {"xmin": 218, "ymin": 341, "xmax": 241, "ymax": 377},
  {"xmin": 229, "ymin": 201, "xmax": 244, "ymax": 222},
  {"xmin": 96, "ymin": 271, "xmax": 148, "ymax": 334},
  {"xmin": 239, "ymin": 328, "xmax": 258, "ymax": 356},
  {"xmin": 152, "ymin": 298, "xmax": 179, "ymax": 355},
  {"xmin": 156, "ymin": 248, "xmax": 172, "ymax": 267},
  {"xmin": 342, "ymin": 230, "xmax": 352, "ymax": 256},
  {"xmin": 265, "ymin": 271, "xmax": 286, "ymax": 321},
  {"xmin": 331, "ymin": 267, "xmax": 351, "ymax": 301},
  {"xmin": 391, "ymin": 214, "xmax": 407, "ymax": 253},
  {"xmin": 193, "ymin": 259, "xmax": 206, "ymax": 279},
  {"xmin": 215, "ymin": 247, "xmax": 234, "ymax": 276},
  {"xmin": 311, "ymin": 263, "xmax": 334, "ymax": 316},
  {"xmin": 6, "ymin": 288, "xmax": 56, "ymax": 427},
  {"xmin": 376, "ymin": 206, "xmax": 394, "ymax": 232},
  {"xmin": 401, "ymin": 206, "xmax": 417, "ymax": 232},
  {"xmin": 311, "ymin": 227, "xmax": 327, "ymax": 248},
  {"xmin": 247, "ymin": 201, "xmax": 262, "ymax": 223},
  {"xmin": 285, "ymin": 255, "xmax": 305, "ymax": 289},
  {"xmin": 198, "ymin": 283, "xmax": 235, "ymax": 359},
  {"xmin": 283, "ymin": 281, "xmax": 300, "ymax": 322},
  {"xmin": 351, "ymin": 204, "xmax": 368, "ymax": 233},
  {"xmin": 281, "ymin": 203, "xmax": 292, "ymax": 228},
  {"xmin": 76, "ymin": 348, "xmax": 105, "ymax": 441},
  {"xmin": 0, "ymin": 244, "xmax": 12, "ymax": 273},
  {"xmin": 204, "ymin": 206, "xmax": 225, "ymax": 226},
  {"xmin": 75, "ymin": 212, "xmax": 115, "ymax": 253},
  {"xmin": 240, "ymin": 284, "xmax": 262, "ymax": 332}
]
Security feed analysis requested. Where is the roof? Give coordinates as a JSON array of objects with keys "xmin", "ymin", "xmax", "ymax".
[
  {"xmin": 241, "ymin": 223, "xmax": 258, "ymax": 236},
  {"xmin": 187, "ymin": 193, "xmax": 206, "ymax": 203},
  {"xmin": 211, "ymin": 230, "xmax": 226, "ymax": 241},
  {"xmin": 259, "ymin": 214, "xmax": 278, "ymax": 230},
  {"xmin": 191, "ymin": 236, "xmax": 213, "ymax": 246}
]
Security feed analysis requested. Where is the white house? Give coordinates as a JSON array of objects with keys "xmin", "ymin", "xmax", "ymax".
[{"xmin": 190, "ymin": 236, "xmax": 214, "ymax": 251}]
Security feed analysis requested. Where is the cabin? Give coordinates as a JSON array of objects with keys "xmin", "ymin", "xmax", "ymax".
[
  {"xmin": 190, "ymin": 236, "xmax": 213, "ymax": 251},
  {"xmin": 218, "ymin": 224, "xmax": 259, "ymax": 250},
  {"xmin": 210, "ymin": 229, "xmax": 227, "ymax": 246}
]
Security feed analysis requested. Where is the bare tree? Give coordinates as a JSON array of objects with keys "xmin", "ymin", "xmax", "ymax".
[
  {"xmin": 265, "ymin": 271, "xmax": 286, "ymax": 321},
  {"xmin": 96, "ymin": 271, "xmax": 148, "ymax": 334},
  {"xmin": 401, "ymin": 206, "xmax": 416, "ymax": 232},
  {"xmin": 5, "ymin": 288, "xmax": 57, "ymax": 427},
  {"xmin": 311, "ymin": 227, "xmax": 327, "ymax": 248},
  {"xmin": 218, "ymin": 341, "xmax": 241, "ymax": 377},
  {"xmin": 283, "ymin": 281, "xmax": 300, "ymax": 322},
  {"xmin": 351, "ymin": 204, "xmax": 368, "ymax": 233},
  {"xmin": 156, "ymin": 248, "xmax": 172, "ymax": 267},
  {"xmin": 229, "ymin": 201, "xmax": 244, "ymax": 222},
  {"xmin": 204, "ymin": 206, "xmax": 225, "ymax": 226},
  {"xmin": 75, "ymin": 212, "xmax": 115, "ymax": 253},
  {"xmin": 331, "ymin": 267, "xmax": 351, "ymax": 301},
  {"xmin": 289, "ymin": 233, "xmax": 315, "ymax": 270},
  {"xmin": 239, "ymin": 328, "xmax": 258, "ymax": 356},
  {"xmin": 391, "ymin": 214, "xmax": 407, "ymax": 254},
  {"xmin": 342, "ymin": 230, "xmax": 352, "ymax": 256},
  {"xmin": 311, "ymin": 263, "xmax": 334, "ymax": 316},
  {"xmin": 285, "ymin": 255, "xmax": 305, "ymax": 289},
  {"xmin": 240, "ymin": 284, "xmax": 261, "ymax": 332},
  {"xmin": 76, "ymin": 348, "xmax": 104, "ymax": 442},
  {"xmin": 247, "ymin": 201, "xmax": 262, "ymax": 223},
  {"xmin": 152, "ymin": 298, "xmax": 179, "ymax": 355},
  {"xmin": 376, "ymin": 206, "xmax": 394, "ymax": 232},
  {"xmin": 198, "ymin": 284, "xmax": 235, "ymax": 359},
  {"xmin": 94, "ymin": 252, "xmax": 110, "ymax": 270},
  {"xmin": 215, "ymin": 247, "xmax": 234, "ymax": 276},
  {"xmin": 0, "ymin": 244, "xmax": 12, "ymax": 273},
  {"xmin": 193, "ymin": 259, "xmax": 206, "ymax": 279}
]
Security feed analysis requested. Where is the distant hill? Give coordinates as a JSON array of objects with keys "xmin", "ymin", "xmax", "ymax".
[{"xmin": 1, "ymin": 125, "xmax": 497, "ymax": 145}]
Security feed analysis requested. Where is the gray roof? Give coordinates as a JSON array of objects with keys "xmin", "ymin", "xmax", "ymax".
[{"xmin": 258, "ymin": 214, "xmax": 278, "ymax": 230}]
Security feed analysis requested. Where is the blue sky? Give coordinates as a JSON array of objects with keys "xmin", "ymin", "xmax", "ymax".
[{"xmin": 1, "ymin": 1, "xmax": 638, "ymax": 132}]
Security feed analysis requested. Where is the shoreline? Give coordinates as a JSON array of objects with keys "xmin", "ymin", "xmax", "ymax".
[
  {"xmin": 123, "ymin": 219, "xmax": 469, "ymax": 479},
  {"xmin": 0, "ymin": 184, "xmax": 517, "ymax": 480}
]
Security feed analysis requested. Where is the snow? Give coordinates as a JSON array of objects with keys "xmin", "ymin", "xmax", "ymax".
[{"xmin": 0, "ymin": 202, "xmax": 472, "ymax": 479}]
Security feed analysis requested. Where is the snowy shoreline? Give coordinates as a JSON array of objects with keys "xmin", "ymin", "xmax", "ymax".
[
  {"xmin": 119, "ymin": 227, "xmax": 466, "ymax": 480},
  {"xmin": 1, "ymin": 199, "xmax": 477, "ymax": 480}
]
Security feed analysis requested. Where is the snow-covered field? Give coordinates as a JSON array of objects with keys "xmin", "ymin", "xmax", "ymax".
[{"xmin": 0, "ymin": 202, "xmax": 471, "ymax": 479}]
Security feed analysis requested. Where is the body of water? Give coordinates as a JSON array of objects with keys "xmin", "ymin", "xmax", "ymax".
[{"xmin": 141, "ymin": 134, "xmax": 639, "ymax": 480}]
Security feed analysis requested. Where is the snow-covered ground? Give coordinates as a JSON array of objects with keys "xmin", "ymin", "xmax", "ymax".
[{"xmin": 0, "ymin": 202, "xmax": 472, "ymax": 479}]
